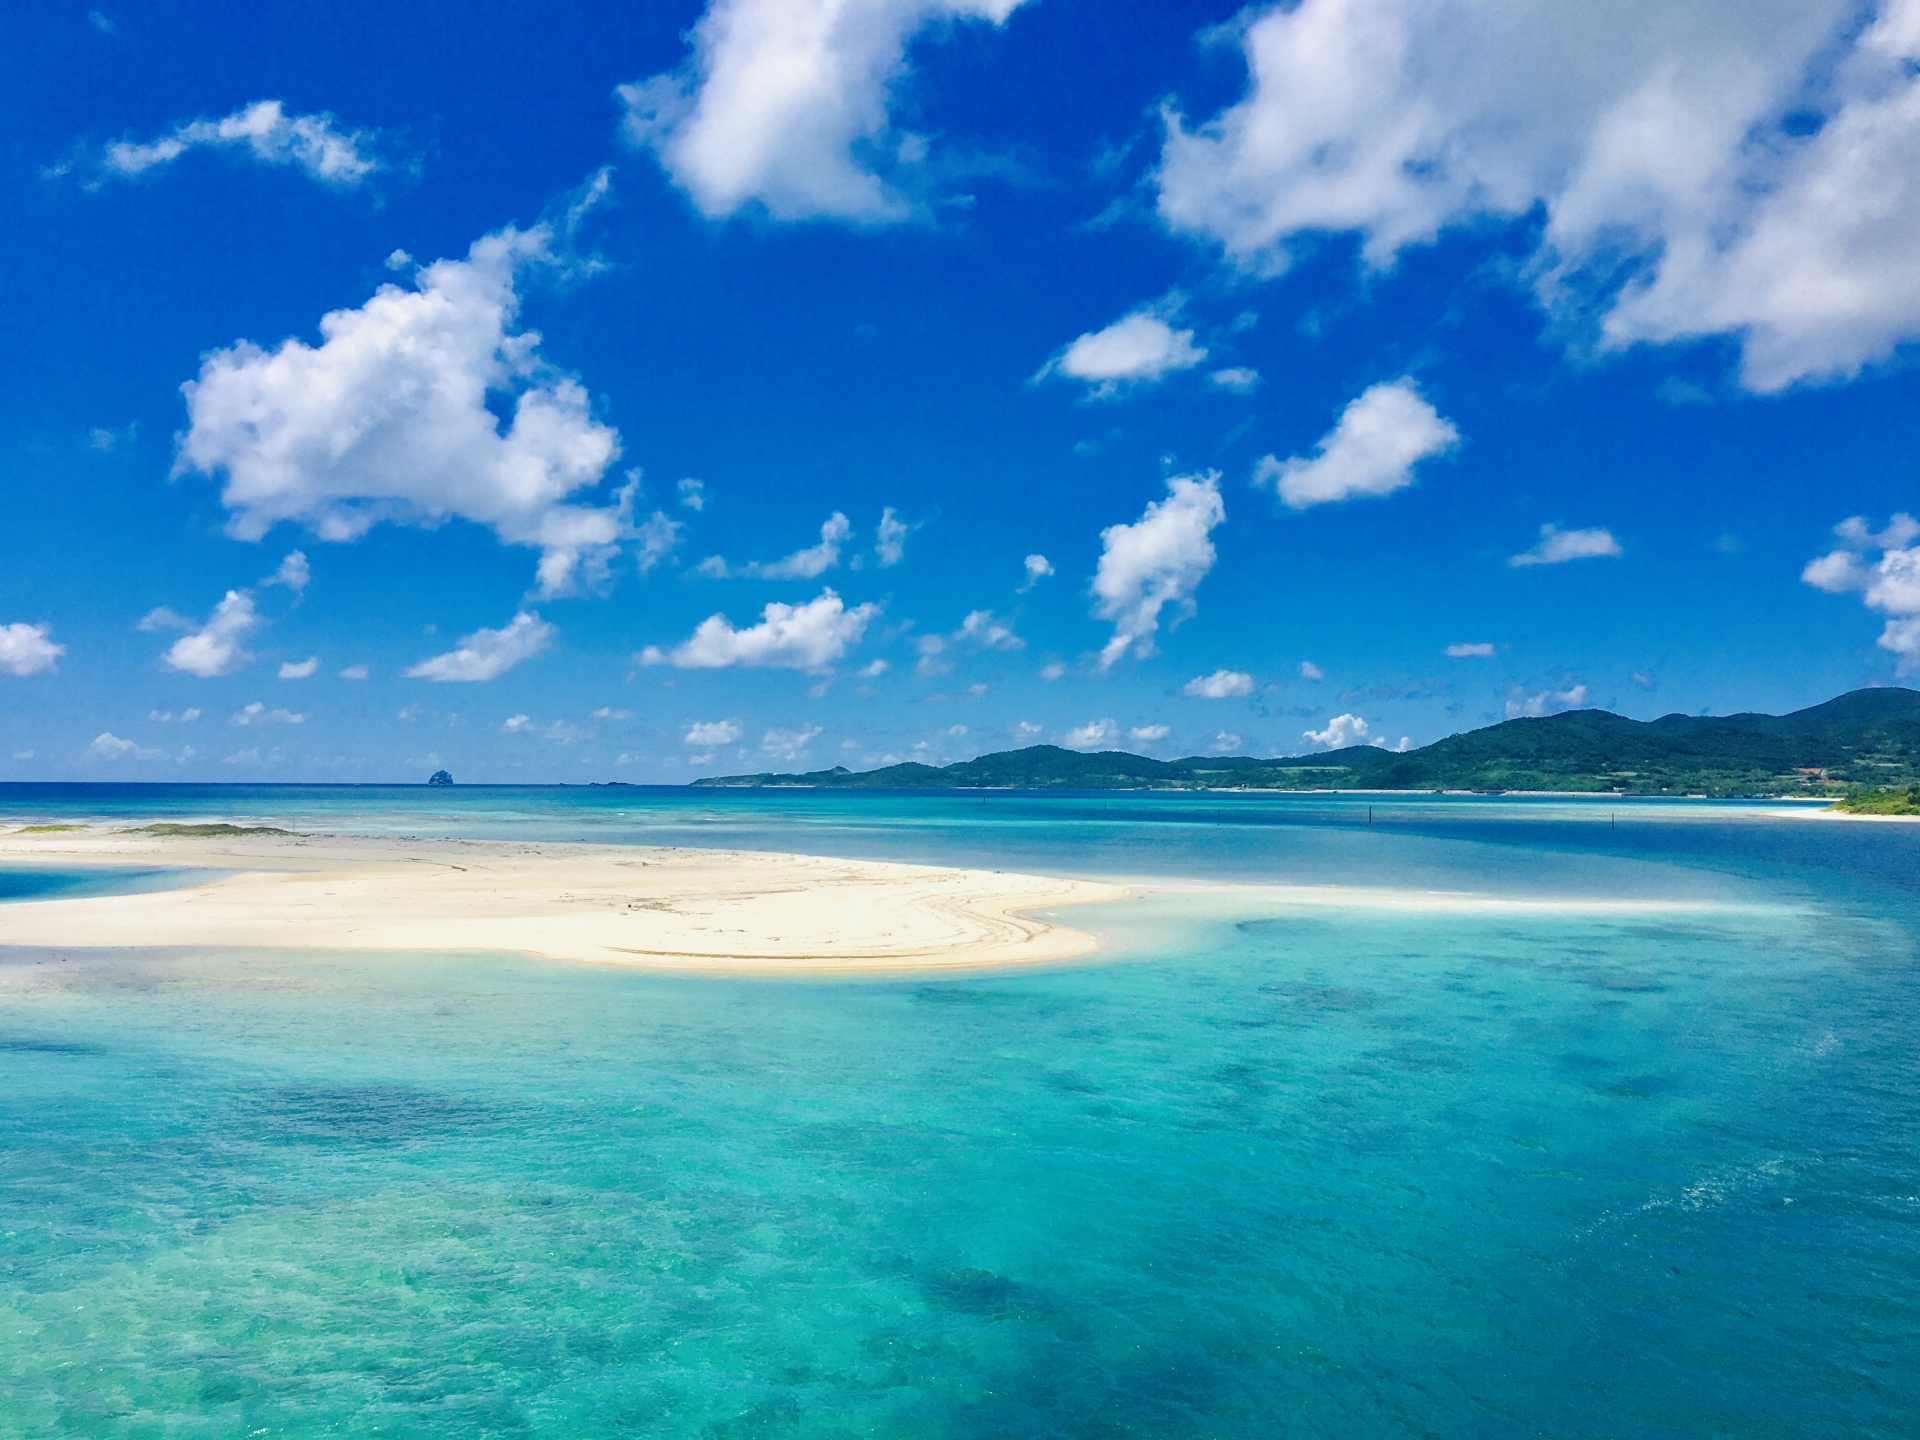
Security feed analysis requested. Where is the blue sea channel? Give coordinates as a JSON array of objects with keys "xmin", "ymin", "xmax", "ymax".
[{"xmin": 1, "ymin": 784, "xmax": 1916, "ymax": 1437}]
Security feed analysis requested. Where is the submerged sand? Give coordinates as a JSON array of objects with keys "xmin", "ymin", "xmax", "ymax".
[{"xmin": 0, "ymin": 826, "xmax": 1126, "ymax": 973}]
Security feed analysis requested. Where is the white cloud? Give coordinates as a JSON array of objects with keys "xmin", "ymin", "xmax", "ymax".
[
  {"xmin": 0, "ymin": 623, "xmax": 65, "ymax": 678},
  {"xmin": 1802, "ymin": 512, "xmax": 1920, "ymax": 673},
  {"xmin": 1302, "ymin": 713, "xmax": 1375, "ymax": 750},
  {"xmin": 1039, "ymin": 661, "xmax": 1066, "ymax": 680},
  {"xmin": 89, "ymin": 11, "xmax": 116, "ymax": 35},
  {"xmin": 1299, "ymin": 660, "xmax": 1324, "ymax": 681},
  {"xmin": 703, "ymin": 512, "xmax": 850, "ymax": 580},
  {"xmin": 501, "ymin": 714, "xmax": 533, "ymax": 734},
  {"xmin": 149, "ymin": 708, "xmax": 201, "ymax": 722},
  {"xmin": 956, "ymin": 609, "xmax": 1022, "ymax": 651},
  {"xmin": 157, "ymin": 591, "xmax": 260, "ymax": 678},
  {"xmin": 89, "ymin": 732, "xmax": 160, "ymax": 761},
  {"xmin": 1036, "ymin": 294, "xmax": 1207, "ymax": 396},
  {"xmin": 1065, "ymin": 718, "xmax": 1118, "ymax": 749},
  {"xmin": 101, "ymin": 100, "xmax": 383, "ymax": 186},
  {"xmin": 686, "ymin": 719, "xmax": 743, "ymax": 746},
  {"xmin": 762, "ymin": 725, "xmax": 823, "ymax": 761},
  {"xmin": 875, "ymin": 507, "xmax": 909, "ymax": 567},
  {"xmin": 1156, "ymin": 0, "xmax": 1920, "ymax": 391},
  {"xmin": 279, "ymin": 656, "xmax": 319, "ymax": 679},
  {"xmin": 1510, "ymin": 524, "xmax": 1623, "ymax": 567},
  {"xmin": 643, "ymin": 589, "xmax": 878, "ymax": 671},
  {"xmin": 176, "ymin": 225, "xmax": 630, "ymax": 598},
  {"xmin": 678, "ymin": 478, "xmax": 707, "ymax": 511},
  {"xmin": 1210, "ymin": 730, "xmax": 1245, "ymax": 752},
  {"xmin": 1019, "ymin": 553, "xmax": 1053, "ymax": 591},
  {"xmin": 858, "ymin": 658, "xmax": 889, "ymax": 678},
  {"xmin": 1092, "ymin": 473, "xmax": 1226, "ymax": 669},
  {"xmin": 618, "ymin": 0, "xmax": 1027, "ymax": 223},
  {"xmin": 1130, "ymin": 724, "xmax": 1170, "ymax": 742},
  {"xmin": 1252, "ymin": 379, "xmax": 1457, "ymax": 509},
  {"xmin": 591, "ymin": 707, "xmax": 633, "ymax": 720},
  {"xmin": 406, "ymin": 611, "xmax": 555, "ymax": 682},
  {"xmin": 635, "ymin": 510, "xmax": 685, "ymax": 574},
  {"xmin": 1183, "ymin": 668, "xmax": 1255, "ymax": 699},
  {"xmin": 264, "ymin": 550, "xmax": 310, "ymax": 593},
  {"xmin": 339, "ymin": 664, "xmax": 369, "ymax": 680},
  {"xmin": 1209, "ymin": 367, "xmax": 1261, "ymax": 393},
  {"xmin": 230, "ymin": 702, "xmax": 305, "ymax": 726},
  {"xmin": 1506, "ymin": 684, "xmax": 1591, "ymax": 719},
  {"xmin": 386, "ymin": 249, "xmax": 413, "ymax": 271},
  {"xmin": 1445, "ymin": 642, "xmax": 1496, "ymax": 658},
  {"xmin": 758, "ymin": 512, "xmax": 850, "ymax": 578}
]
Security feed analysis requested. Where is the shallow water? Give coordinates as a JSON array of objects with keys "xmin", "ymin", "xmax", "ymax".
[
  {"xmin": 0, "ymin": 867, "xmax": 209, "ymax": 904},
  {"xmin": 1, "ymin": 787, "xmax": 1916, "ymax": 1436}
]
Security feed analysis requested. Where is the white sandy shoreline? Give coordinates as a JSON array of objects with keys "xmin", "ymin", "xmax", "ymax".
[{"xmin": 0, "ymin": 826, "xmax": 1127, "ymax": 974}]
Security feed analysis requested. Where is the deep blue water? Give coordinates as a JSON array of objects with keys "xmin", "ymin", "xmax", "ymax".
[{"xmin": 1, "ymin": 785, "xmax": 1916, "ymax": 1436}]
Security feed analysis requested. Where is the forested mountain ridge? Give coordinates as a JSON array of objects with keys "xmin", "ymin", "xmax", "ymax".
[{"xmin": 692, "ymin": 688, "xmax": 1920, "ymax": 797}]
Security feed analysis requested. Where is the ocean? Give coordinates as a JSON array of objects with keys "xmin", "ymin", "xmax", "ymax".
[{"xmin": 2, "ymin": 785, "xmax": 1916, "ymax": 1437}]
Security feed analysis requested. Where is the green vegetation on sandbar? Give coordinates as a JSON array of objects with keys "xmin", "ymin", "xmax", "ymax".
[
  {"xmin": 126, "ymin": 823, "xmax": 296, "ymax": 837},
  {"xmin": 15, "ymin": 823, "xmax": 88, "ymax": 833},
  {"xmin": 1833, "ymin": 783, "xmax": 1920, "ymax": 816},
  {"xmin": 694, "ymin": 686, "xmax": 1920, "ymax": 799}
]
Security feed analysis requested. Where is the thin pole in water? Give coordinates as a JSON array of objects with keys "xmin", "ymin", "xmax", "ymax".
[{"xmin": 1368, "ymin": 805, "xmax": 1373, "ymax": 825}]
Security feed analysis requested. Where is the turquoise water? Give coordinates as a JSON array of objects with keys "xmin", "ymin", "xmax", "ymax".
[
  {"xmin": 0, "ymin": 868, "xmax": 209, "ymax": 903},
  {"xmin": 2, "ymin": 786, "xmax": 1917, "ymax": 1436}
]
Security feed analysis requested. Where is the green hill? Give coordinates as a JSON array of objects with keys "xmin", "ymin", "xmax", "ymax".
[{"xmin": 692, "ymin": 687, "xmax": 1920, "ymax": 797}]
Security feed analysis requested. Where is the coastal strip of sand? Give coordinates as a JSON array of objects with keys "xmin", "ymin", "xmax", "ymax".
[{"xmin": 0, "ymin": 827, "xmax": 1127, "ymax": 973}]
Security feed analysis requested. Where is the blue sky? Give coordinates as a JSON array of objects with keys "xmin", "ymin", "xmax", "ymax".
[{"xmin": 4, "ymin": 0, "xmax": 1919, "ymax": 782}]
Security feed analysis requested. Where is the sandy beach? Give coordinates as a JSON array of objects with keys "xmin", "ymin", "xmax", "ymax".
[{"xmin": 0, "ymin": 826, "xmax": 1127, "ymax": 973}]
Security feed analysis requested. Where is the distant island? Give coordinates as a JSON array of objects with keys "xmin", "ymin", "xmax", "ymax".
[{"xmin": 694, "ymin": 687, "xmax": 1920, "ymax": 800}]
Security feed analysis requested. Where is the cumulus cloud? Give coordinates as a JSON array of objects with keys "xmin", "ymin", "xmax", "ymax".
[
  {"xmin": 175, "ymin": 224, "xmax": 632, "ymax": 598},
  {"xmin": 89, "ymin": 732, "xmax": 160, "ymax": 761},
  {"xmin": 1130, "ymin": 724, "xmax": 1170, "ymax": 742},
  {"xmin": 1036, "ymin": 293, "xmax": 1207, "ymax": 397},
  {"xmin": 100, "ymin": 100, "xmax": 384, "ymax": 187},
  {"xmin": 263, "ymin": 550, "xmax": 310, "ymax": 593},
  {"xmin": 406, "ymin": 611, "xmax": 555, "ymax": 682},
  {"xmin": 153, "ymin": 591, "xmax": 261, "ymax": 678},
  {"xmin": 1209, "ymin": 367, "xmax": 1261, "ymax": 393},
  {"xmin": 706, "ymin": 512, "xmax": 851, "ymax": 580},
  {"xmin": 1510, "ymin": 524, "xmax": 1623, "ymax": 567},
  {"xmin": 678, "ymin": 478, "xmax": 707, "ymax": 511},
  {"xmin": 0, "ymin": 623, "xmax": 65, "ymax": 678},
  {"xmin": 1065, "ymin": 719, "xmax": 1118, "ymax": 749},
  {"xmin": 1184, "ymin": 668, "xmax": 1255, "ymax": 698},
  {"xmin": 1301, "ymin": 713, "xmax": 1414, "ymax": 751},
  {"xmin": 1506, "ymin": 684, "xmax": 1591, "ymax": 719},
  {"xmin": 1299, "ymin": 660, "xmax": 1324, "ymax": 681},
  {"xmin": 230, "ymin": 702, "xmax": 305, "ymax": 726},
  {"xmin": 685, "ymin": 719, "xmax": 743, "ymax": 746},
  {"xmin": 149, "ymin": 708, "xmax": 201, "ymax": 722},
  {"xmin": 1092, "ymin": 473, "xmax": 1226, "ymax": 669},
  {"xmin": 618, "ymin": 0, "xmax": 1026, "ymax": 223},
  {"xmin": 1156, "ymin": 0, "xmax": 1920, "ymax": 391},
  {"xmin": 761, "ymin": 725, "xmax": 823, "ymax": 761},
  {"xmin": 875, "ymin": 507, "xmax": 910, "ymax": 567},
  {"xmin": 279, "ymin": 656, "xmax": 319, "ymax": 679},
  {"xmin": 1802, "ymin": 512, "xmax": 1920, "ymax": 672},
  {"xmin": 1445, "ymin": 642, "xmax": 1495, "ymax": 658},
  {"xmin": 1302, "ymin": 714, "xmax": 1373, "ymax": 750},
  {"xmin": 1252, "ymin": 379, "xmax": 1457, "ymax": 509},
  {"xmin": 858, "ymin": 658, "xmax": 889, "ymax": 678},
  {"xmin": 339, "ymin": 665, "xmax": 369, "ymax": 680},
  {"xmin": 643, "ymin": 590, "xmax": 878, "ymax": 671},
  {"xmin": 1019, "ymin": 554, "xmax": 1054, "ymax": 591}
]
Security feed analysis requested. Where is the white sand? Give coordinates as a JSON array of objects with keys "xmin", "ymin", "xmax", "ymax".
[{"xmin": 0, "ymin": 826, "xmax": 1126, "ymax": 973}]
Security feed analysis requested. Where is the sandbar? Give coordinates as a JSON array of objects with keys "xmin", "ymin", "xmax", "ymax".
[{"xmin": 0, "ymin": 826, "xmax": 1126, "ymax": 973}]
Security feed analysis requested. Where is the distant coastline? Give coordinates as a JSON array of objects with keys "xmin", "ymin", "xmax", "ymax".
[{"xmin": 693, "ymin": 687, "xmax": 1920, "ymax": 800}]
